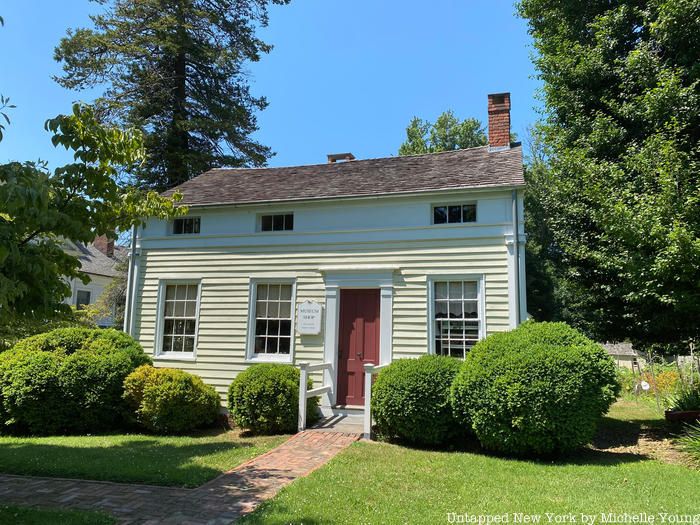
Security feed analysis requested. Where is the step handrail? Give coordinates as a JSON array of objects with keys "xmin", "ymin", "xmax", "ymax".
[
  {"xmin": 298, "ymin": 361, "xmax": 332, "ymax": 431},
  {"xmin": 363, "ymin": 362, "xmax": 390, "ymax": 439}
]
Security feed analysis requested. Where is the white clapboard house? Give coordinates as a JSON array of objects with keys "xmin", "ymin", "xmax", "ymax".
[{"xmin": 123, "ymin": 93, "xmax": 526, "ymax": 427}]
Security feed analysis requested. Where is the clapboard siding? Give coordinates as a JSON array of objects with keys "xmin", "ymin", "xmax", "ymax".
[{"xmin": 133, "ymin": 237, "xmax": 511, "ymax": 398}]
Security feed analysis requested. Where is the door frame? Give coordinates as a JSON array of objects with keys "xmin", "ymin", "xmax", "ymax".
[{"xmin": 319, "ymin": 266, "xmax": 395, "ymax": 411}]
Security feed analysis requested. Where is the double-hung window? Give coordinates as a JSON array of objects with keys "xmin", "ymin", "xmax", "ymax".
[
  {"xmin": 248, "ymin": 281, "xmax": 295, "ymax": 361},
  {"xmin": 158, "ymin": 282, "xmax": 200, "ymax": 357},
  {"xmin": 430, "ymin": 277, "xmax": 484, "ymax": 359}
]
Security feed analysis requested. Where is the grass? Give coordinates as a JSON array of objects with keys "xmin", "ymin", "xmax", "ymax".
[
  {"xmin": 240, "ymin": 399, "xmax": 700, "ymax": 525},
  {"xmin": 0, "ymin": 429, "xmax": 287, "ymax": 488},
  {"xmin": 0, "ymin": 505, "xmax": 114, "ymax": 525}
]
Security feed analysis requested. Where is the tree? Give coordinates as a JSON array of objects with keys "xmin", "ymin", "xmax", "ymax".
[
  {"xmin": 398, "ymin": 111, "xmax": 487, "ymax": 156},
  {"xmin": 0, "ymin": 103, "xmax": 184, "ymax": 331},
  {"xmin": 518, "ymin": 0, "xmax": 700, "ymax": 351},
  {"xmin": 54, "ymin": 0, "xmax": 289, "ymax": 191}
]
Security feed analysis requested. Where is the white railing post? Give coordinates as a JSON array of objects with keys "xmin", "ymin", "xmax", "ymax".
[
  {"xmin": 363, "ymin": 363, "xmax": 374, "ymax": 439},
  {"xmin": 298, "ymin": 362, "xmax": 309, "ymax": 431}
]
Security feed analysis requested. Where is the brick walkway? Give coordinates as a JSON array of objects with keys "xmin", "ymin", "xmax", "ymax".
[{"xmin": 0, "ymin": 431, "xmax": 358, "ymax": 524}]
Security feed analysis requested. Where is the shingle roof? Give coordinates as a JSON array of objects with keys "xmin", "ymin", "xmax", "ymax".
[
  {"xmin": 75, "ymin": 243, "xmax": 120, "ymax": 278},
  {"xmin": 163, "ymin": 145, "xmax": 525, "ymax": 206}
]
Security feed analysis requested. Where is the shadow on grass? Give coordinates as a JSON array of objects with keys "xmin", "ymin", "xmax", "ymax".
[{"xmin": 0, "ymin": 433, "xmax": 259, "ymax": 488}]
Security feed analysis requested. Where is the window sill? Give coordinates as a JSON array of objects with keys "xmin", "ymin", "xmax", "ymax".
[
  {"xmin": 245, "ymin": 354, "xmax": 293, "ymax": 364},
  {"xmin": 154, "ymin": 353, "xmax": 197, "ymax": 362}
]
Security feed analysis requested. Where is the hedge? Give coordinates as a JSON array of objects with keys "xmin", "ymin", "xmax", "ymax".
[
  {"xmin": 371, "ymin": 355, "xmax": 462, "ymax": 446},
  {"xmin": 123, "ymin": 365, "xmax": 220, "ymax": 434},
  {"xmin": 451, "ymin": 321, "xmax": 620, "ymax": 456},
  {"xmin": 0, "ymin": 327, "xmax": 151, "ymax": 434},
  {"xmin": 228, "ymin": 363, "xmax": 318, "ymax": 434}
]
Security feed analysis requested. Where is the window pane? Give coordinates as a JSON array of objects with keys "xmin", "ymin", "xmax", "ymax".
[
  {"xmin": 164, "ymin": 301, "xmax": 174, "ymax": 316},
  {"xmin": 284, "ymin": 214, "xmax": 294, "ymax": 231},
  {"xmin": 176, "ymin": 285, "xmax": 187, "ymax": 300},
  {"xmin": 172, "ymin": 336, "xmax": 184, "ymax": 352},
  {"xmin": 175, "ymin": 319, "xmax": 185, "ymax": 334},
  {"xmin": 261, "ymin": 215, "xmax": 273, "ymax": 231},
  {"xmin": 464, "ymin": 300, "xmax": 478, "ymax": 318},
  {"xmin": 449, "ymin": 282, "xmax": 462, "ymax": 299},
  {"xmin": 279, "ymin": 320, "xmax": 291, "ymax": 337},
  {"xmin": 435, "ymin": 282, "xmax": 447, "ymax": 299},
  {"xmin": 267, "ymin": 320, "xmax": 280, "ymax": 336},
  {"xmin": 435, "ymin": 301, "xmax": 448, "ymax": 318},
  {"xmin": 464, "ymin": 282, "xmax": 477, "ymax": 299},
  {"xmin": 183, "ymin": 337, "xmax": 195, "ymax": 353},
  {"xmin": 255, "ymin": 320, "xmax": 267, "ymax": 336},
  {"xmin": 267, "ymin": 301, "xmax": 279, "ymax": 318},
  {"xmin": 257, "ymin": 284, "xmax": 268, "ymax": 300},
  {"xmin": 174, "ymin": 302, "xmax": 185, "ymax": 317},
  {"xmin": 279, "ymin": 301, "xmax": 291, "ymax": 318},
  {"xmin": 278, "ymin": 337, "xmax": 291, "ymax": 354},
  {"xmin": 268, "ymin": 284, "xmax": 280, "ymax": 300},
  {"xmin": 280, "ymin": 285, "xmax": 292, "ymax": 300},
  {"xmin": 463, "ymin": 204, "xmax": 476, "ymax": 222},
  {"xmin": 166, "ymin": 286, "xmax": 176, "ymax": 300},
  {"xmin": 164, "ymin": 319, "xmax": 174, "ymax": 335},
  {"xmin": 255, "ymin": 337, "xmax": 266, "ymax": 352},
  {"xmin": 433, "ymin": 206, "xmax": 447, "ymax": 224},
  {"xmin": 273, "ymin": 214, "xmax": 284, "ymax": 230},
  {"xmin": 162, "ymin": 336, "xmax": 173, "ymax": 353},
  {"xmin": 448, "ymin": 205, "xmax": 462, "ymax": 223},
  {"xmin": 265, "ymin": 337, "xmax": 278, "ymax": 353},
  {"xmin": 185, "ymin": 301, "xmax": 196, "ymax": 317},
  {"xmin": 185, "ymin": 319, "xmax": 196, "ymax": 335},
  {"xmin": 192, "ymin": 218, "xmax": 201, "ymax": 233},
  {"xmin": 255, "ymin": 300, "xmax": 267, "ymax": 318},
  {"xmin": 173, "ymin": 220, "xmax": 183, "ymax": 234},
  {"xmin": 449, "ymin": 301, "xmax": 462, "ymax": 318}
]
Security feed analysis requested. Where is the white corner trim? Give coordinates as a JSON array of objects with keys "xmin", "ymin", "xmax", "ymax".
[
  {"xmin": 245, "ymin": 277, "xmax": 298, "ymax": 363},
  {"xmin": 153, "ymin": 278, "xmax": 202, "ymax": 360},
  {"xmin": 426, "ymin": 273, "xmax": 487, "ymax": 355}
]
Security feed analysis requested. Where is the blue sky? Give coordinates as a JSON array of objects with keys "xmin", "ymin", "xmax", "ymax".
[{"xmin": 0, "ymin": 0, "xmax": 540, "ymax": 169}]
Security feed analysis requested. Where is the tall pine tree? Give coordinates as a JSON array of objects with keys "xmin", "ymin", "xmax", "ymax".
[{"xmin": 54, "ymin": 0, "xmax": 289, "ymax": 191}]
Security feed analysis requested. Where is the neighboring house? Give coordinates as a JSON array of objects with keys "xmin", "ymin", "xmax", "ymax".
[
  {"xmin": 603, "ymin": 342, "xmax": 643, "ymax": 370},
  {"xmin": 64, "ymin": 236, "xmax": 123, "ymax": 327},
  {"xmin": 124, "ymin": 93, "xmax": 527, "ymax": 412}
]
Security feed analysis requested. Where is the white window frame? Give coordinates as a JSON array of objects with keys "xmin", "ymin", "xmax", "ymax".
[
  {"xmin": 170, "ymin": 216, "xmax": 201, "ymax": 235},
  {"xmin": 431, "ymin": 202, "xmax": 478, "ymax": 225},
  {"xmin": 75, "ymin": 289, "xmax": 92, "ymax": 309},
  {"xmin": 154, "ymin": 279, "xmax": 202, "ymax": 361},
  {"xmin": 246, "ymin": 277, "xmax": 297, "ymax": 363},
  {"xmin": 426, "ymin": 273, "xmax": 487, "ymax": 358},
  {"xmin": 257, "ymin": 212, "xmax": 294, "ymax": 233}
]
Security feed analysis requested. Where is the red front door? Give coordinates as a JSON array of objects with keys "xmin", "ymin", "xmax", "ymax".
[{"xmin": 337, "ymin": 289, "xmax": 380, "ymax": 406}]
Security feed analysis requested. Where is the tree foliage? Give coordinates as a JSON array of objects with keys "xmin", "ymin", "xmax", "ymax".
[
  {"xmin": 519, "ymin": 0, "xmax": 700, "ymax": 351},
  {"xmin": 0, "ymin": 104, "xmax": 184, "ymax": 328},
  {"xmin": 398, "ymin": 110, "xmax": 487, "ymax": 156},
  {"xmin": 54, "ymin": 0, "xmax": 289, "ymax": 191}
]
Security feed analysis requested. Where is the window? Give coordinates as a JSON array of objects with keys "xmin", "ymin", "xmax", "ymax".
[
  {"xmin": 159, "ymin": 283, "xmax": 199, "ymax": 355},
  {"xmin": 75, "ymin": 290, "xmax": 91, "ymax": 309},
  {"xmin": 249, "ymin": 282, "xmax": 294, "ymax": 359},
  {"xmin": 432, "ymin": 280, "xmax": 481, "ymax": 359},
  {"xmin": 260, "ymin": 213, "xmax": 293, "ymax": 232},
  {"xmin": 433, "ymin": 204, "xmax": 476, "ymax": 225},
  {"xmin": 172, "ymin": 217, "xmax": 201, "ymax": 235}
]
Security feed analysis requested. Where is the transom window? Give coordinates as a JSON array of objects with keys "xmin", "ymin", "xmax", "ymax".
[
  {"xmin": 433, "ymin": 204, "xmax": 476, "ymax": 225},
  {"xmin": 260, "ymin": 213, "xmax": 294, "ymax": 232},
  {"xmin": 75, "ymin": 290, "xmax": 91, "ymax": 310},
  {"xmin": 252, "ymin": 283, "xmax": 294, "ymax": 356},
  {"xmin": 172, "ymin": 217, "xmax": 201, "ymax": 235},
  {"xmin": 433, "ymin": 280, "xmax": 480, "ymax": 359},
  {"xmin": 160, "ymin": 283, "xmax": 199, "ymax": 354}
]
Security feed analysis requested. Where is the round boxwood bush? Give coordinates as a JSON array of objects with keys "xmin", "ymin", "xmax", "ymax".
[
  {"xmin": 123, "ymin": 365, "xmax": 220, "ymax": 434},
  {"xmin": 0, "ymin": 327, "xmax": 151, "ymax": 434},
  {"xmin": 228, "ymin": 363, "xmax": 318, "ymax": 434},
  {"xmin": 371, "ymin": 355, "xmax": 462, "ymax": 446},
  {"xmin": 450, "ymin": 322, "xmax": 620, "ymax": 456}
]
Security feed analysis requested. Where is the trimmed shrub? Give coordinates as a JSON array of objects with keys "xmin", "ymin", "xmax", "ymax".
[
  {"xmin": 371, "ymin": 355, "xmax": 462, "ymax": 446},
  {"xmin": 0, "ymin": 328, "xmax": 151, "ymax": 434},
  {"xmin": 228, "ymin": 363, "xmax": 318, "ymax": 434},
  {"xmin": 123, "ymin": 365, "xmax": 220, "ymax": 434},
  {"xmin": 451, "ymin": 321, "xmax": 620, "ymax": 456}
]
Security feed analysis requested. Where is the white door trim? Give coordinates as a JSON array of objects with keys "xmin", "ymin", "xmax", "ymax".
[{"xmin": 320, "ymin": 268, "xmax": 395, "ymax": 410}]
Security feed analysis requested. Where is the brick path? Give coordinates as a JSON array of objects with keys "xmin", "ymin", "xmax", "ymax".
[{"xmin": 0, "ymin": 431, "xmax": 358, "ymax": 524}]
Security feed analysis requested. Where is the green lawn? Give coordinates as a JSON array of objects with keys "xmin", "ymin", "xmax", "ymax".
[
  {"xmin": 0, "ymin": 505, "xmax": 114, "ymax": 525},
  {"xmin": 0, "ymin": 429, "xmax": 287, "ymax": 488},
  {"xmin": 240, "ymin": 399, "xmax": 699, "ymax": 525}
]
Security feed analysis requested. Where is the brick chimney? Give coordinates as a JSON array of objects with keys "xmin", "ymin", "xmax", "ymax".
[
  {"xmin": 93, "ymin": 235, "xmax": 115, "ymax": 258},
  {"xmin": 327, "ymin": 152, "xmax": 355, "ymax": 163},
  {"xmin": 487, "ymin": 92, "xmax": 511, "ymax": 151}
]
